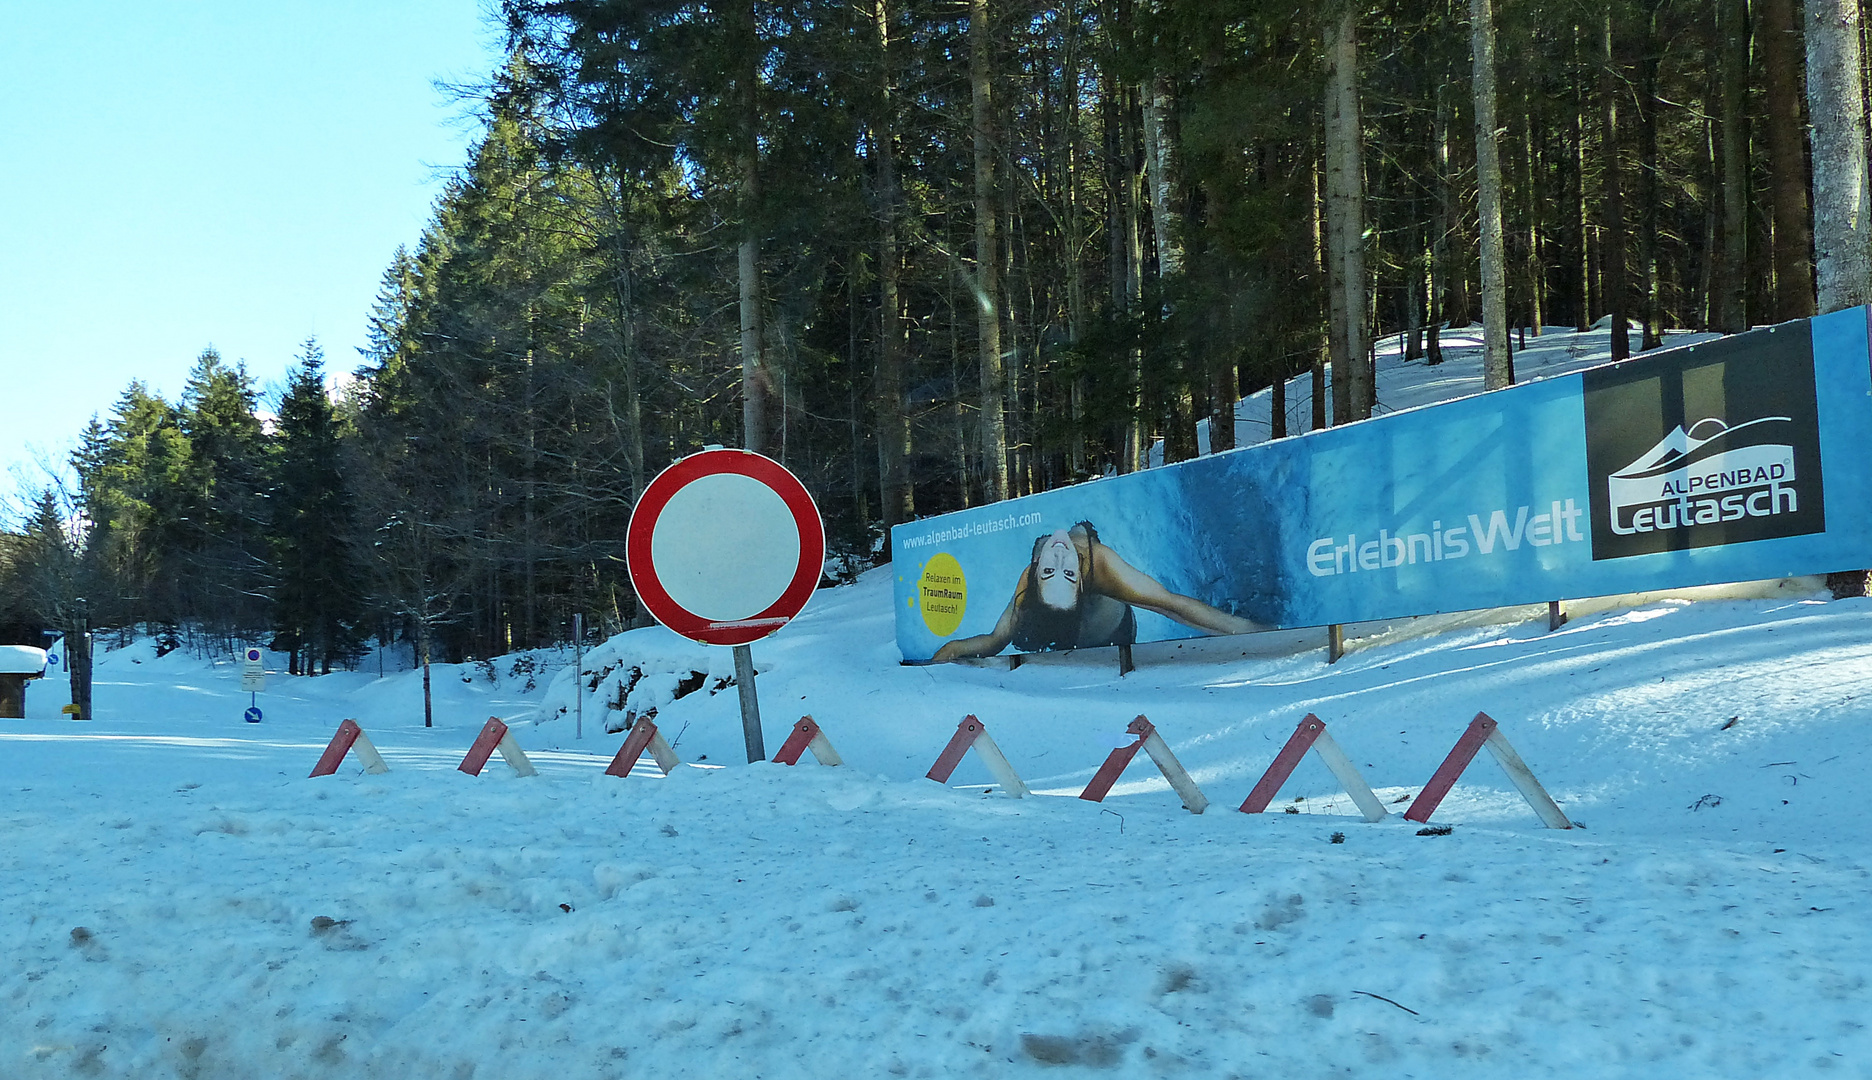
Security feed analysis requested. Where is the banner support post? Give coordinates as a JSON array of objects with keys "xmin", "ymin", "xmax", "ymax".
[
  {"xmin": 573, "ymin": 612, "xmax": 584, "ymax": 739},
  {"xmin": 1327, "ymin": 625, "xmax": 1344, "ymax": 664}
]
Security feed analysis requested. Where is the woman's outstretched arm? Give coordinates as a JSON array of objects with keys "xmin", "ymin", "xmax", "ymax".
[
  {"xmin": 1090, "ymin": 545, "xmax": 1262, "ymax": 636},
  {"xmin": 931, "ymin": 576, "xmax": 1023, "ymax": 661}
]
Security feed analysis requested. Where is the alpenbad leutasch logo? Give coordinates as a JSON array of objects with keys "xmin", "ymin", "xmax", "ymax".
[{"xmin": 1583, "ymin": 321, "xmax": 1825, "ymax": 561}]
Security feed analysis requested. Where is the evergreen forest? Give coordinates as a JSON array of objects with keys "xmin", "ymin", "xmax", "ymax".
[{"xmin": 5, "ymin": 0, "xmax": 1871, "ymax": 684}]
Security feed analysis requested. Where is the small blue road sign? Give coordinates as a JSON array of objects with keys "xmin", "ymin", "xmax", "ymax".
[{"xmin": 244, "ymin": 706, "xmax": 263, "ymax": 724}]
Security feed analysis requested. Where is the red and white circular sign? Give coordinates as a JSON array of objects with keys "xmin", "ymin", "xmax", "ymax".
[{"xmin": 627, "ymin": 449, "xmax": 826, "ymax": 646}]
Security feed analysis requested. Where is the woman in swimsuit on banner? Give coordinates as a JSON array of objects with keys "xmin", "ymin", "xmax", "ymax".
[{"xmin": 931, "ymin": 522, "xmax": 1262, "ymax": 661}]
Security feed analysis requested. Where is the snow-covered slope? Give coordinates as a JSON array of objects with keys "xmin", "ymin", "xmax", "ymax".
[{"xmin": 5, "ymin": 321, "xmax": 1870, "ymax": 1078}]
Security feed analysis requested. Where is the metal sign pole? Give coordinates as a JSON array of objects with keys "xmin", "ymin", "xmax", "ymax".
[
  {"xmin": 573, "ymin": 613, "xmax": 584, "ymax": 740},
  {"xmin": 734, "ymin": 643, "xmax": 764, "ymax": 762}
]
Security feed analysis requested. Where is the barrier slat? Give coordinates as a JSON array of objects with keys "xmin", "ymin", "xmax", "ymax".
[
  {"xmin": 1403, "ymin": 714, "xmax": 1499, "ymax": 823},
  {"xmin": 1238, "ymin": 715, "xmax": 1327, "ymax": 813},
  {"xmin": 1482, "ymin": 726, "xmax": 1571, "ymax": 829},
  {"xmin": 459, "ymin": 718, "xmax": 507, "ymax": 776},
  {"xmin": 1138, "ymin": 728, "xmax": 1208, "ymax": 814},
  {"xmin": 926, "ymin": 716, "xmax": 983, "ymax": 783},
  {"xmin": 1078, "ymin": 728, "xmax": 1147, "ymax": 802},
  {"xmin": 310, "ymin": 719, "xmax": 362, "ymax": 778},
  {"xmin": 606, "ymin": 717, "xmax": 662, "ymax": 778},
  {"xmin": 495, "ymin": 729, "xmax": 538, "ymax": 777}
]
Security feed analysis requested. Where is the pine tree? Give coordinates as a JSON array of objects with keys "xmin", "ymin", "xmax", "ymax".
[
  {"xmin": 272, "ymin": 340, "xmax": 362, "ymax": 674},
  {"xmin": 179, "ymin": 348, "xmax": 270, "ymax": 639}
]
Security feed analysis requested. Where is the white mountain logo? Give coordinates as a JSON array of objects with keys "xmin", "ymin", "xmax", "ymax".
[{"xmin": 1606, "ymin": 416, "xmax": 1799, "ymax": 535}]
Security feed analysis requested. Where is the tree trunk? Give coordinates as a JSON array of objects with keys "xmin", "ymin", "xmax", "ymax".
[
  {"xmin": 1473, "ymin": 0, "xmax": 1513, "ymax": 390},
  {"xmin": 1715, "ymin": 0, "xmax": 1751, "ymax": 333},
  {"xmin": 1805, "ymin": 0, "xmax": 1872, "ymax": 313},
  {"xmin": 1142, "ymin": 76, "xmax": 1197, "ymax": 461},
  {"xmin": 1309, "ymin": 151, "xmax": 1329, "ymax": 428},
  {"xmin": 419, "ymin": 626, "xmax": 432, "ymax": 728},
  {"xmin": 1574, "ymin": 35, "xmax": 1594, "ymax": 332},
  {"xmin": 1523, "ymin": 115, "xmax": 1546, "ymax": 337},
  {"xmin": 1600, "ymin": 11, "xmax": 1630, "ymax": 360},
  {"xmin": 1429, "ymin": 84, "xmax": 1452, "ymax": 365},
  {"xmin": 972, "ymin": 0, "xmax": 1008, "ymax": 499},
  {"xmin": 69, "ymin": 622, "xmax": 92, "ymax": 722},
  {"xmin": 738, "ymin": 3, "xmax": 771, "ymax": 456},
  {"xmin": 1807, "ymin": 0, "xmax": 1872, "ymax": 598},
  {"xmin": 1140, "ymin": 77, "xmax": 1184, "ymax": 279},
  {"xmin": 1761, "ymin": 0, "xmax": 1818, "ymax": 319},
  {"xmin": 872, "ymin": 0, "xmax": 911, "ymax": 528},
  {"xmin": 1271, "ymin": 367, "xmax": 1288, "ymax": 439},
  {"xmin": 1106, "ymin": 66, "xmax": 1146, "ymax": 471},
  {"xmin": 1323, "ymin": 6, "xmax": 1370, "ymax": 419},
  {"xmin": 602, "ymin": 178, "xmax": 646, "ymax": 498},
  {"xmin": 1324, "ymin": 134, "xmax": 1350, "ymax": 423},
  {"xmin": 1063, "ymin": 0, "xmax": 1088, "ymax": 475},
  {"xmin": 1636, "ymin": 3, "xmax": 1664, "ymax": 351}
]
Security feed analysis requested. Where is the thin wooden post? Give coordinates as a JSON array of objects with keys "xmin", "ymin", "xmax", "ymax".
[
  {"xmin": 1547, "ymin": 600, "xmax": 1567, "ymax": 632},
  {"xmin": 1117, "ymin": 643, "xmax": 1135, "ymax": 676},
  {"xmin": 1327, "ymin": 624, "xmax": 1345, "ymax": 664}
]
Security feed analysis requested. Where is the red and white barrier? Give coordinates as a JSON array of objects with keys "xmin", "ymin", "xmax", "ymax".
[
  {"xmin": 458, "ymin": 717, "xmax": 538, "ymax": 777},
  {"xmin": 1078, "ymin": 715, "xmax": 1208, "ymax": 813},
  {"xmin": 1237, "ymin": 713, "xmax": 1386, "ymax": 822},
  {"xmin": 1403, "ymin": 712, "xmax": 1571, "ymax": 829},
  {"xmin": 605, "ymin": 715, "xmax": 681, "ymax": 778},
  {"xmin": 309, "ymin": 719, "xmax": 389, "ymax": 778},
  {"xmin": 772, "ymin": 715, "xmax": 843, "ymax": 766},
  {"xmin": 925, "ymin": 715, "xmax": 1028, "ymax": 798}
]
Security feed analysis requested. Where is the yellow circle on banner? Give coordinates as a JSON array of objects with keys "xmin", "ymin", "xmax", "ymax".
[{"xmin": 917, "ymin": 553, "xmax": 967, "ymax": 637}]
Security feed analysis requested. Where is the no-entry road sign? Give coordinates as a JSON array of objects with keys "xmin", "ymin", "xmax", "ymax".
[
  {"xmin": 241, "ymin": 647, "xmax": 265, "ymax": 693},
  {"xmin": 627, "ymin": 449, "xmax": 826, "ymax": 647}
]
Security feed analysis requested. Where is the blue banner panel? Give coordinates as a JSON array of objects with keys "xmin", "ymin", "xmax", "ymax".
[{"xmin": 891, "ymin": 309, "xmax": 1872, "ymax": 663}]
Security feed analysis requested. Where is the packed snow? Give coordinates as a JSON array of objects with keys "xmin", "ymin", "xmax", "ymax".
[{"xmin": 6, "ymin": 323, "xmax": 1871, "ymax": 1078}]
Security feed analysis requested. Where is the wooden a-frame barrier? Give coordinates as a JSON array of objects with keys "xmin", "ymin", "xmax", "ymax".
[
  {"xmin": 1238, "ymin": 714, "xmax": 1387, "ymax": 822},
  {"xmin": 605, "ymin": 716, "xmax": 681, "ymax": 778},
  {"xmin": 1404, "ymin": 712, "xmax": 1571, "ymax": 829},
  {"xmin": 1077, "ymin": 715, "xmax": 1207, "ymax": 813},
  {"xmin": 772, "ymin": 715, "xmax": 844, "ymax": 766},
  {"xmin": 926, "ymin": 715, "xmax": 1029, "ymax": 797},
  {"xmin": 458, "ymin": 717, "xmax": 538, "ymax": 777},
  {"xmin": 309, "ymin": 719, "xmax": 389, "ymax": 777}
]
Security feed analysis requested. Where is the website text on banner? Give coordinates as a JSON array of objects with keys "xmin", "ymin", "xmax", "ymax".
[{"xmin": 891, "ymin": 307, "xmax": 1872, "ymax": 663}]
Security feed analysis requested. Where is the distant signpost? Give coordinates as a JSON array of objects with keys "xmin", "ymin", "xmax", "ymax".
[
  {"xmin": 241, "ymin": 647, "xmax": 264, "ymax": 723},
  {"xmin": 627, "ymin": 449, "xmax": 825, "ymax": 762}
]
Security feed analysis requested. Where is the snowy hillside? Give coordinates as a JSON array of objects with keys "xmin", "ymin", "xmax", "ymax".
[{"xmin": 6, "ymin": 322, "xmax": 1871, "ymax": 1078}]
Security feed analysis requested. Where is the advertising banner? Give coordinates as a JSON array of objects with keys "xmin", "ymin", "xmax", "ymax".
[{"xmin": 891, "ymin": 308, "xmax": 1872, "ymax": 662}]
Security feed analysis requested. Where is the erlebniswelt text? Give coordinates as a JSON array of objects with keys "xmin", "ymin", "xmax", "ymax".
[{"xmin": 1307, "ymin": 500, "xmax": 1585, "ymax": 577}]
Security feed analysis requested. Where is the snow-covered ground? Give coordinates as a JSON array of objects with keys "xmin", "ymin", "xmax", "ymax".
[{"xmin": 7, "ymin": 323, "xmax": 1872, "ymax": 1078}]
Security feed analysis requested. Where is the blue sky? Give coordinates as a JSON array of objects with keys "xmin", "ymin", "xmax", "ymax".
[{"xmin": 0, "ymin": 2, "xmax": 503, "ymax": 490}]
